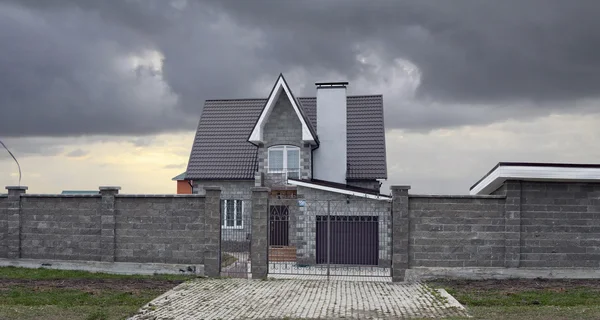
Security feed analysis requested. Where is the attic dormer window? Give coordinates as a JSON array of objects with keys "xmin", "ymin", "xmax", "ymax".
[{"xmin": 268, "ymin": 145, "xmax": 300, "ymax": 179}]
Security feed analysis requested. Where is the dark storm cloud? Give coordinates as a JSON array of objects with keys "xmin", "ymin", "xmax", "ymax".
[
  {"xmin": 0, "ymin": 1, "xmax": 189, "ymax": 137},
  {"xmin": 1, "ymin": 0, "xmax": 600, "ymax": 139},
  {"xmin": 209, "ymin": 0, "xmax": 600, "ymax": 103}
]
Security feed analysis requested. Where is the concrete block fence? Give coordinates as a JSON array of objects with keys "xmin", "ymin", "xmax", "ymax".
[
  {"xmin": 391, "ymin": 180, "xmax": 600, "ymax": 281},
  {"xmin": 3, "ymin": 179, "xmax": 600, "ymax": 281},
  {"xmin": 0, "ymin": 186, "xmax": 222, "ymax": 277}
]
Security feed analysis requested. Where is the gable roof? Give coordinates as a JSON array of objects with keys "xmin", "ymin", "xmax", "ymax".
[
  {"xmin": 186, "ymin": 94, "xmax": 387, "ymax": 181},
  {"xmin": 249, "ymin": 74, "xmax": 317, "ymax": 144}
]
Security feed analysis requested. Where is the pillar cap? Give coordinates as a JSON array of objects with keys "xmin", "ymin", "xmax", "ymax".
[
  {"xmin": 6, "ymin": 186, "xmax": 28, "ymax": 191},
  {"xmin": 204, "ymin": 186, "xmax": 222, "ymax": 191},
  {"xmin": 391, "ymin": 185, "xmax": 411, "ymax": 191},
  {"xmin": 99, "ymin": 186, "xmax": 121, "ymax": 191}
]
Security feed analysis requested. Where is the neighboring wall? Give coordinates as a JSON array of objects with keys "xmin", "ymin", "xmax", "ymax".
[
  {"xmin": 408, "ymin": 195, "xmax": 506, "ymax": 268},
  {"xmin": 176, "ymin": 180, "xmax": 192, "ymax": 194}
]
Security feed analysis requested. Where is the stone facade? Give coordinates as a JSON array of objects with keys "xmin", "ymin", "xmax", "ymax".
[
  {"xmin": 295, "ymin": 186, "xmax": 392, "ymax": 266},
  {"xmin": 257, "ymin": 93, "xmax": 312, "ymax": 185}
]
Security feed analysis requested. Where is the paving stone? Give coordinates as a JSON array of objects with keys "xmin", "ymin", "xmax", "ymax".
[{"xmin": 129, "ymin": 279, "xmax": 468, "ymax": 319}]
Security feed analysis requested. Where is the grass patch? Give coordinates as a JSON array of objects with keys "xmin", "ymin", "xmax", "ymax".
[
  {"xmin": 0, "ymin": 267, "xmax": 193, "ymax": 320},
  {"xmin": 429, "ymin": 279, "xmax": 600, "ymax": 320},
  {"xmin": 221, "ymin": 253, "xmax": 238, "ymax": 268},
  {"xmin": 0, "ymin": 266, "xmax": 194, "ymax": 281},
  {"xmin": 0, "ymin": 287, "xmax": 164, "ymax": 307}
]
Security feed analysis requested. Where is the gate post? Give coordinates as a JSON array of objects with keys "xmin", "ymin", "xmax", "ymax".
[
  {"xmin": 204, "ymin": 186, "xmax": 222, "ymax": 277},
  {"xmin": 5, "ymin": 186, "xmax": 27, "ymax": 259},
  {"xmin": 99, "ymin": 186, "xmax": 120, "ymax": 262},
  {"xmin": 391, "ymin": 185, "xmax": 411, "ymax": 282},
  {"xmin": 251, "ymin": 187, "xmax": 270, "ymax": 279}
]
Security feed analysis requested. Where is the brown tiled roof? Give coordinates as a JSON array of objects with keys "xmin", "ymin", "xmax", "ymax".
[{"xmin": 185, "ymin": 96, "xmax": 387, "ymax": 180}]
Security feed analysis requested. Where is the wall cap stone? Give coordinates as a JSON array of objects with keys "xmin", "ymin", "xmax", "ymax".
[
  {"xmin": 391, "ymin": 185, "xmax": 411, "ymax": 191},
  {"xmin": 22, "ymin": 194, "xmax": 101, "ymax": 198},
  {"xmin": 5, "ymin": 186, "xmax": 28, "ymax": 191},
  {"xmin": 99, "ymin": 186, "xmax": 121, "ymax": 191}
]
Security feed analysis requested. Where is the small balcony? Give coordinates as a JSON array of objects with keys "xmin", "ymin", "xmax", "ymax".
[{"xmin": 264, "ymin": 168, "xmax": 301, "ymax": 187}]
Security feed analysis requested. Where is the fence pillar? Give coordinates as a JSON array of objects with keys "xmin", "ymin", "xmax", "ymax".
[
  {"xmin": 251, "ymin": 187, "xmax": 270, "ymax": 279},
  {"xmin": 5, "ymin": 186, "xmax": 27, "ymax": 259},
  {"xmin": 391, "ymin": 185, "xmax": 411, "ymax": 282},
  {"xmin": 504, "ymin": 180, "xmax": 522, "ymax": 268},
  {"xmin": 203, "ymin": 186, "xmax": 222, "ymax": 277},
  {"xmin": 99, "ymin": 186, "xmax": 120, "ymax": 262}
]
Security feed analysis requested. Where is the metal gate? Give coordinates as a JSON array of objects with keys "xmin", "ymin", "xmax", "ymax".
[
  {"xmin": 220, "ymin": 197, "xmax": 252, "ymax": 278},
  {"xmin": 267, "ymin": 195, "xmax": 392, "ymax": 279}
]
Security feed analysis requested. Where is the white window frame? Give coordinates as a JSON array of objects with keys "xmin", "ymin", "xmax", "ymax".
[
  {"xmin": 221, "ymin": 199, "xmax": 244, "ymax": 229},
  {"xmin": 267, "ymin": 145, "xmax": 301, "ymax": 179}
]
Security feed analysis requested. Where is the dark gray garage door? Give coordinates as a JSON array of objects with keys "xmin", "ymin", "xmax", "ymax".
[{"xmin": 316, "ymin": 215, "xmax": 379, "ymax": 265}]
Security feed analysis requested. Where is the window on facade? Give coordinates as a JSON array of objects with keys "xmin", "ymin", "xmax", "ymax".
[
  {"xmin": 221, "ymin": 199, "xmax": 243, "ymax": 229},
  {"xmin": 268, "ymin": 145, "xmax": 300, "ymax": 179}
]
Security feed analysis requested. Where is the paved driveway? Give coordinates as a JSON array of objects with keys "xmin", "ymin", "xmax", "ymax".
[{"xmin": 130, "ymin": 279, "xmax": 467, "ymax": 319}]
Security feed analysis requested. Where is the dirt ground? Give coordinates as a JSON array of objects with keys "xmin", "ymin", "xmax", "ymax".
[
  {"xmin": 0, "ymin": 278, "xmax": 185, "ymax": 293},
  {"xmin": 431, "ymin": 278, "xmax": 600, "ymax": 293}
]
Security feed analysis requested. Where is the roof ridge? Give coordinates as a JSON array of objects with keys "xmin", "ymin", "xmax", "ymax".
[
  {"xmin": 205, "ymin": 97, "xmax": 267, "ymax": 102},
  {"xmin": 205, "ymin": 94, "xmax": 383, "ymax": 103}
]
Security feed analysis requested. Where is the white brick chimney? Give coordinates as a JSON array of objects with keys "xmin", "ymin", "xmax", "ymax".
[{"xmin": 312, "ymin": 82, "xmax": 348, "ymax": 184}]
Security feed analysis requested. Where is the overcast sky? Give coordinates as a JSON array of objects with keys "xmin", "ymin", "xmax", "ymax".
[{"xmin": 1, "ymin": 0, "xmax": 600, "ymax": 194}]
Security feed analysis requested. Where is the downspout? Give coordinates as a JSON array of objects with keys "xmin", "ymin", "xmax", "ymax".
[{"xmin": 187, "ymin": 180, "xmax": 194, "ymax": 194}]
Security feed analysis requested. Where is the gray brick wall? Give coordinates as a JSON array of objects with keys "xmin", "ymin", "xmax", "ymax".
[
  {"xmin": 257, "ymin": 93, "xmax": 312, "ymax": 184},
  {"xmin": 20, "ymin": 196, "xmax": 102, "ymax": 261},
  {"xmin": 519, "ymin": 181, "xmax": 600, "ymax": 268},
  {"xmin": 114, "ymin": 196, "xmax": 206, "ymax": 264},
  {"xmin": 408, "ymin": 195, "xmax": 506, "ymax": 268},
  {"xmin": 0, "ymin": 195, "xmax": 8, "ymax": 258},
  {"xmin": 0, "ymin": 187, "xmax": 219, "ymax": 273}
]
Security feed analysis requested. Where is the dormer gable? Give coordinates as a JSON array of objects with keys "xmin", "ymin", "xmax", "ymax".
[{"xmin": 248, "ymin": 74, "xmax": 317, "ymax": 145}]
